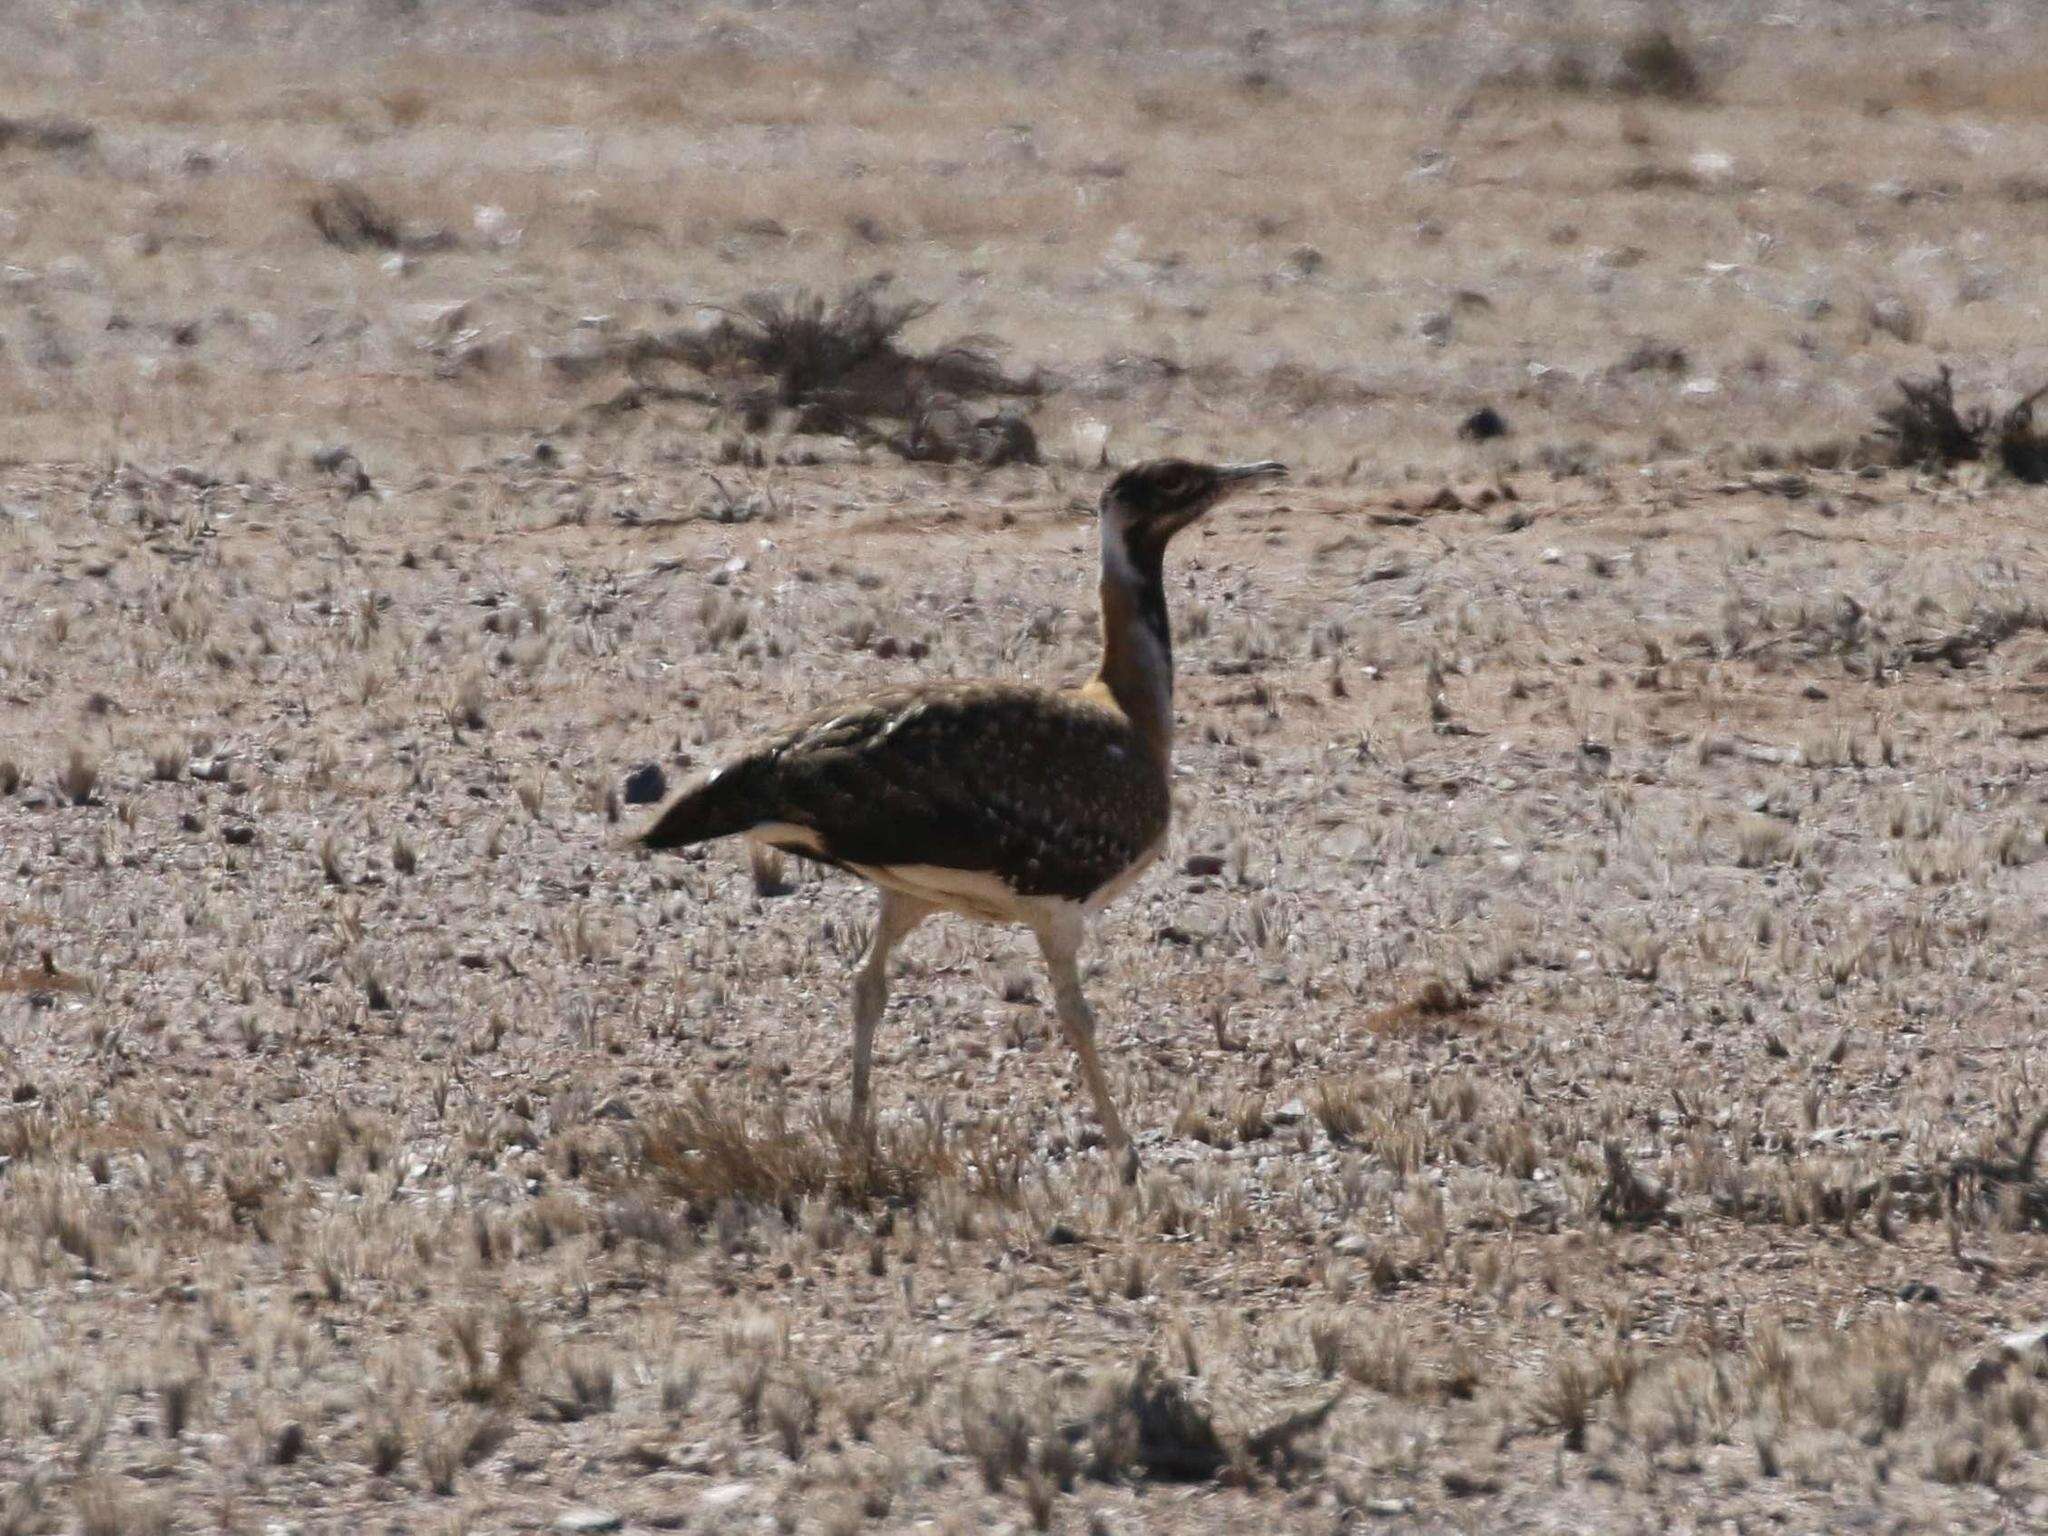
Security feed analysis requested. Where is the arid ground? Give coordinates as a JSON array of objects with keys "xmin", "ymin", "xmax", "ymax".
[{"xmin": 6, "ymin": 2, "xmax": 2048, "ymax": 1532}]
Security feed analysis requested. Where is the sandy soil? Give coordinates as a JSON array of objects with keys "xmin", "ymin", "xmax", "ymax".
[{"xmin": 4, "ymin": 4, "xmax": 2048, "ymax": 1532}]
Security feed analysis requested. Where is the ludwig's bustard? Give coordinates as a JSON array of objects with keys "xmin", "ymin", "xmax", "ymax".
[{"xmin": 637, "ymin": 458, "xmax": 1288, "ymax": 1180}]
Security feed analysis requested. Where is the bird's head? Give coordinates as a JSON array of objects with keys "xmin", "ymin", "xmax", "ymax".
[{"xmin": 1098, "ymin": 458, "xmax": 1288, "ymax": 565}]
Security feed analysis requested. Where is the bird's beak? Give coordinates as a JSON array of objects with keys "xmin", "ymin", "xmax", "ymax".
[{"xmin": 1215, "ymin": 461, "xmax": 1289, "ymax": 486}]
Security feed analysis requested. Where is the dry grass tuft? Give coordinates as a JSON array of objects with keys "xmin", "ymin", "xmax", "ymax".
[
  {"xmin": 632, "ymin": 1091, "xmax": 962, "ymax": 1214},
  {"xmin": 418, "ymin": 1411, "xmax": 509, "ymax": 1497},
  {"xmin": 306, "ymin": 183, "xmax": 451, "ymax": 255},
  {"xmin": 1945, "ymin": 1110, "xmax": 2048, "ymax": 1226},
  {"xmin": 1597, "ymin": 1141, "xmax": 1675, "ymax": 1226},
  {"xmin": 0, "ymin": 114, "xmax": 95, "ymax": 153},
  {"xmin": 57, "ymin": 747, "xmax": 99, "ymax": 806},
  {"xmin": 0, "ymin": 958, "xmax": 88, "ymax": 997},
  {"xmin": 448, "ymin": 1307, "xmax": 536, "ymax": 1405},
  {"xmin": 1079, "ymin": 1359, "xmax": 1340, "ymax": 1486},
  {"xmin": 74, "ymin": 1478, "xmax": 169, "ymax": 1536},
  {"xmin": 1529, "ymin": 1352, "xmax": 1605, "ymax": 1451},
  {"xmin": 307, "ymin": 183, "xmax": 403, "ymax": 252},
  {"xmin": 1086, "ymin": 1359, "xmax": 1229, "ymax": 1482},
  {"xmin": 748, "ymin": 842, "xmax": 793, "ymax": 898},
  {"xmin": 1361, "ymin": 978, "xmax": 1485, "ymax": 1035}
]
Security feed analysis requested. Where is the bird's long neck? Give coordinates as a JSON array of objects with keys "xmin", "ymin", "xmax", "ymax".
[{"xmin": 1092, "ymin": 517, "xmax": 1175, "ymax": 766}]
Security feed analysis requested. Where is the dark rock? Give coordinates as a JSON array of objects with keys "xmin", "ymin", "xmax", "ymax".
[
  {"xmin": 622, "ymin": 763, "xmax": 667, "ymax": 805},
  {"xmin": 1458, "ymin": 406, "xmax": 1510, "ymax": 441}
]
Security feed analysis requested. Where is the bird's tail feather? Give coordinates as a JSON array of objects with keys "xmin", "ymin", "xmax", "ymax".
[
  {"xmin": 635, "ymin": 766, "xmax": 758, "ymax": 851},
  {"xmin": 637, "ymin": 785, "xmax": 719, "ymax": 850}
]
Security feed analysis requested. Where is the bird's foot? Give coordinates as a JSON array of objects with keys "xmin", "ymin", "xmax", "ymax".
[{"xmin": 1115, "ymin": 1142, "xmax": 1141, "ymax": 1186}]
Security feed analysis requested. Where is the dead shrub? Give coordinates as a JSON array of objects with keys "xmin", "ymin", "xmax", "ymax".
[
  {"xmin": 1874, "ymin": 366, "xmax": 2048, "ymax": 481},
  {"xmin": 561, "ymin": 278, "xmax": 1039, "ymax": 444},
  {"xmin": 1612, "ymin": 29, "xmax": 1708, "ymax": 101},
  {"xmin": 733, "ymin": 283, "xmax": 1012, "ymax": 409},
  {"xmin": 1522, "ymin": 28, "xmax": 1710, "ymax": 103}
]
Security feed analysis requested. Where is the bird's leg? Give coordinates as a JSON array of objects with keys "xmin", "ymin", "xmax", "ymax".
[
  {"xmin": 850, "ymin": 889, "xmax": 932, "ymax": 1136},
  {"xmin": 1034, "ymin": 912, "xmax": 1139, "ymax": 1184}
]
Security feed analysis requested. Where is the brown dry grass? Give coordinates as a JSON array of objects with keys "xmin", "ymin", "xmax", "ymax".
[{"xmin": 629, "ymin": 1091, "xmax": 970, "ymax": 1215}]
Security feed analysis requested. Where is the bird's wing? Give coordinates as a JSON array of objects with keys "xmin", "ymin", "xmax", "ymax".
[{"xmin": 725, "ymin": 683, "xmax": 1167, "ymax": 899}]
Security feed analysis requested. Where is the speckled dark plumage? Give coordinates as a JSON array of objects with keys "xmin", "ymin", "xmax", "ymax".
[{"xmin": 640, "ymin": 681, "xmax": 1167, "ymax": 901}]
